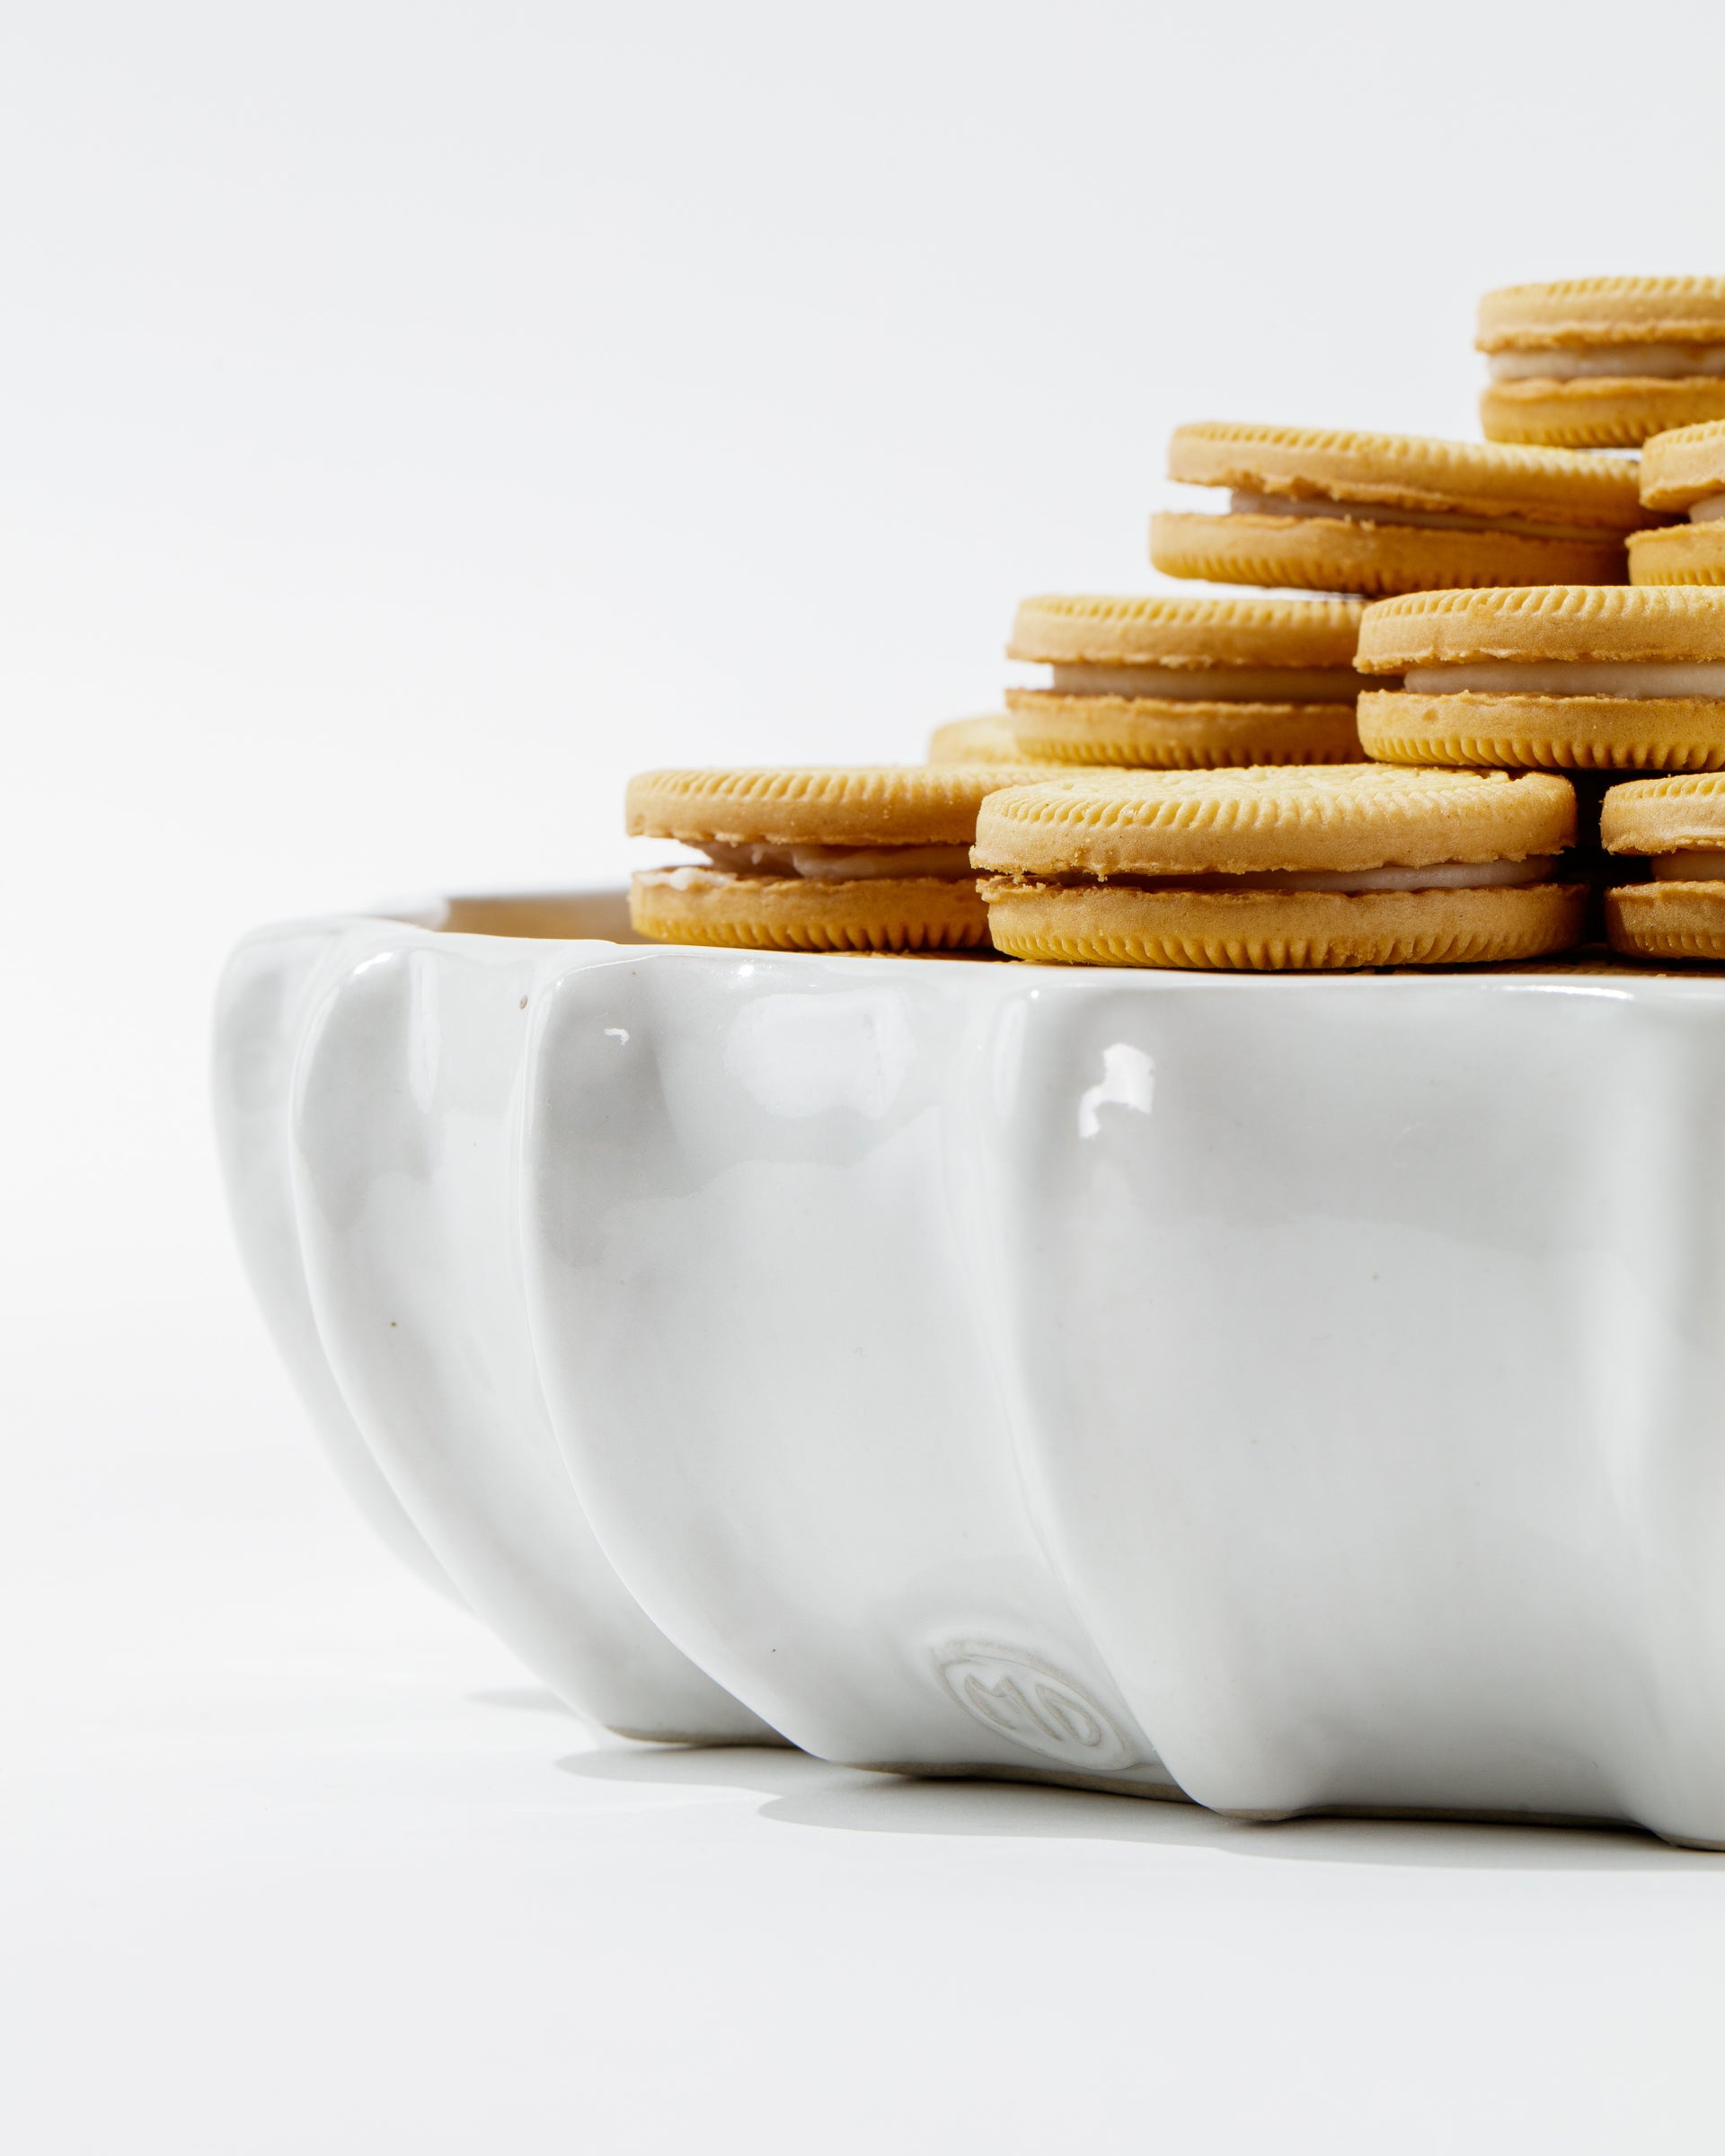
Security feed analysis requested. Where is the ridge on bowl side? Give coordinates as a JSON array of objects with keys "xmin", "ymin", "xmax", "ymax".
[
  {"xmin": 214, "ymin": 918, "xmax": 458, "ymax": 1602},
  {"xmin": 216, "ymin": 898, "xmax": 778, "ymax": 1745},
  {"xmin": 520, "ymin": 945, "xmax": 1182, "ymax": 1797}
]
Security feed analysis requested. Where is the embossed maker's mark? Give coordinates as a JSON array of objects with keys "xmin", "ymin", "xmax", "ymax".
[{"xmin": 933, "ymin": 1641, "xmax": 1137, "ymax": 1772}]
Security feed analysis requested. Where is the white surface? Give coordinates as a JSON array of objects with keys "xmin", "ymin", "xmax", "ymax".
[
  {"xmin": 11, "ymin": 0, "xmax": 1725, "ymax": 2147},
  {"xmin": 8, "ymin": 1294, "xmax": 1725, "ymax": 2155}
]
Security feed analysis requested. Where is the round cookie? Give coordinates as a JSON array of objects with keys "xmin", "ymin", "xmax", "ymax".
[
  {"xmin": 973, "ymin": 765, "xmax": 1581, "ymax": 971},
  {"xmin": 1631, "ymin": 421, "xmax": 1725, "ymax": 586},
  {"xmin": 1600, "ymin": 772, "xmax": 1725, "ymax": 960},
  {"xmin": 1355, "ymin": 586, "xmax": 1725, "ymax": 772},
  {"xmin": 927, "ymin": 714, "xmax": 1029, "ymax": 764},
  {"xmin": 1479, "ymin": 278, "xmax": 1725, "ymax": 448},
  {"xmin": 1152, "ymin": 423, "xmax": 1644, "ymax": 596},
  {"xmin": 1605, "ymin": 880, "xmax": 1725, "ymax": 962},
  {"xmin": 1601, "ymin": 770, "xmax": 1725, "ymax": 853},
  {"xmin": 631, "ymin": 866, "xmax": 991, "ymax": 953},
  {"xmin": 626, "ymin": 763, "xmax": 1025, "ymax": 953},
  {"xmin": 1005, "ymin": 592, "xmax": 1365, "ymax": 765}
]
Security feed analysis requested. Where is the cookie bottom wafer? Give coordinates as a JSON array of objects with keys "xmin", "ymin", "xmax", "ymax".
[
  {"xmin": 1482, "ymin": 377, "xmax": 1725, "ymax": 449},
  {"xmin": 631, "ymin": 867, "xmax": 990, "ymax": 952},
  {"xmin": 1149, "ymin": 512, "xmax": 1625, "ymax": 597},
  {"xmin": 979, "ymin": 879, "xmax": 1585, "ymax": 971},
  {"xmin": 1606, "ymin": 880, "xmax": 1725, "ymax": 960},
  {"xmin": 1004, "ymin": 690, "xmax": 1360, "ymax": 767},
  {"xmin": 1629, "ymin": 525, "xmax": 1725, "ymax": 587},
  {"xmin": 1358, "ymin": 691, "xmax": 1725, "ymax": 773}
]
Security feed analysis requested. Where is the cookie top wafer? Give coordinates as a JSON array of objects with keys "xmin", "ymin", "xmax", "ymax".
[
  {"xmin": 627, "ymin": 764, "xmax": 1031, "ymax": 847},
  {"xmin": 1007, "ymin": 592, "xmax": 1363, "ymax": 669},
  {"xmin": 1166, "ymin": 421, "xmax": 1645, "ymax": 529},
  {"xmin": 1356, "ymin": 586, "xmax": 1725, "ymax": 672},
  {"xmin": 1601, "ymin": 773, "xmax": 1725, "ymax": 853},
  {"xmin": 1640, "ymin": 420, "xmax": 1725, "ymax": 511},
  {"xmin": 1479, "ymin": 278, "xmax": 1725, "ymax": 352},
  {"xmin": 973, "ymin": 766, "xmax": 1573, "ymax": 879}
]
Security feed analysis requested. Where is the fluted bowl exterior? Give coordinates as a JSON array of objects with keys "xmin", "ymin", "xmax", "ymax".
[{"xmin": 216, "ymin": 896, "xmax": 1725, "ymax": 1845}]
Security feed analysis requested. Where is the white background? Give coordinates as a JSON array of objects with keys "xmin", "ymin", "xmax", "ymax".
[{"xmin": 8, "ymin": 3, "xmax": 1725, "ymax": 2148}]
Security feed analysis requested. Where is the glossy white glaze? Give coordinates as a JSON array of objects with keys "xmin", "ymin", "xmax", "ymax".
[
  {"xmin": 213, "ymin": 917, "xmax": 457, "ymax": 1602},
  {"xmin": 217, "ymin": 898, "xmax": 1725, "ymax": 1844},
  {"xmin": 214, "ymin": 898, "xmax": 775, "ymax": 1745}
]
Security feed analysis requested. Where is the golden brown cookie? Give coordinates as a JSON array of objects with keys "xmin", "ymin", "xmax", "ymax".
[
  {"xmin": 926, "ymin": 715, "xmax": 1029, "ymax": 764},
  {"xmin": 1479, "ymin": 278, "xmax": 1725, "ymax": 447},
  {"xmin": 1005, "ymin": 590, "xmax": 1366, "ymax": 764},
  {"xmin": 1001, "ymin": 694, "xmax": 1362, "ymax": 767},
  {"xmin": 1355, "ymin": 586, "xmax": 1725, "ymax": 771},
  {"xmin": 980, "ymin": 879, "xmax": 1582, "ymax": 971},
  {"xmin": 1605, "ymin": 881, "xmax": 1725, "ymax": 961},
  {"xmin": 1600, "ymin": 771, "xmax": 1725, "ymax": 853},
  {"xmin": 972, "ymin": 765, "xmax": 1580, "ymax": 970},
  {"xmin": 626, "ymin": 764, "xmax": 1028, "ymax": 847},
  {"xmin": 1630, "ymin": 421, "xmax": 1725, "ymax": 584},
  {"xmin": 1152, "ymin": 423, "xmax": 1645, "ymax": 596},
  {"xmin": 629, "ymin": 866, "xmax": 991, "ymax": 953},
  {"xmin": 1640, "ymin": 420, "xmax": 1725, "ymax": 511},
  {"xmin": 1008, "ymin": 592, "xmax": 1364, "ymax": 667},
  {"xmin": 626, "ymin": 763, "xmax": 1025, "ymax": 952},
  {"xmin": 1598, "ymin": 773, "xmax": 1725, "ymax": 960},
  {"xmin": 1628, "ymin": 525, "xmax": 1725, "ymax": 586}
]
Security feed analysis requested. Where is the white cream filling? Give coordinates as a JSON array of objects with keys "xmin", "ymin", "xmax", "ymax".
[
  {"xmin": 1689, "ymin": 494, "xmax": 1725, "ymax": 523},
  {"xmin": 698, "ymin": 840, "xmax": 974, "ymax": 882},
  {"xmin": 1026, "ymin": 858, "xmax": 1554, "ymax": 894},
  {"xmin": 1045, "ymin": 663, "xmax": 1361, "ymax": 703},
  {"xmin": 1489, "ymin": 343, "xmax": 1725, "ymax": 382},
  {"xmin": 1400, "ymin": 661, "xmax": 1725, "ymax": 699},
  {"xmin": 1226, "ymin": 490, "xmax": 1612, "ymax": 545},
  {"xmin": 1652, "ymin": 850, "xmax": 1725, "ymax": 880}
]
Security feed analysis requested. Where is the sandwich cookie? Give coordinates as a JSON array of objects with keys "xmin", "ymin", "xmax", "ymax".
[
  {"xmin": 1152, "ymin": 423, "xmax": 1644, "ymax": 596},
  {"xmin": 627, "ymin": 764, "xmax": 1026, "ymax": 952},
  {"xmin": 974, "ymin": 765, "xmax": 1581, "ymax": 970},
  {"xmin": 1356, "ymin": 586, "xmax": 1725, "ymax": 772},
  {"xmin": 1631, "ymin": 421, "xmax": 1725, "ymax": 585},
  {"xmin": 1480, "ymin": 278, "xmax": 1725, "ymax": 448},
  {"xmin": 1004, "ymin": 593, "xmax": 1366, "ymax": 766},
  {"xmin": 927, "ymin": 714, "xmax": 1030, "ymax": 764},
  {"xmin": 1602, "ymin": 774, "xmax": 1725, "ymax": 960}
]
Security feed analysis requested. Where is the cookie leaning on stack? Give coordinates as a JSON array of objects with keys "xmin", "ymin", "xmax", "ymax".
[
  {"xmin": 1479, "ymin": 278, "xmax": 1725, "ymax": 449},
  {"xmin": 1355, "ymin": 587, "xmax": 1725, "ymax": 772},
  {"xmin": 1151, "ymin": 422, "xmax": 1649, "ymax": 596},
  {"xmin": 1003, "ymin": 593, "xmax": 1366, "ymax": 766},
  {"xmin": 1631, "ymin": 422, "xmax": 1725, "ymax": 587},
  {"xmin": 973, "ymin": 765, "xmax": 1581, "ymax": 971},
  {"xmin": 627, "ymin": 764, "xmax": 1030, "ymax": 952}
]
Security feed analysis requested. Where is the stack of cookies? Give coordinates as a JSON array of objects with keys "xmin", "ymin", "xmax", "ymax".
[{"xmin": 628, "ymin": 274, "xmax": 1725, "ymax": 970}]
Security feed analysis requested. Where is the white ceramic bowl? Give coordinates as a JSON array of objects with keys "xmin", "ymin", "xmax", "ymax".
[{"xmin": 215, "ymin": 893, "xmax": 1725, "ymax": 1846}]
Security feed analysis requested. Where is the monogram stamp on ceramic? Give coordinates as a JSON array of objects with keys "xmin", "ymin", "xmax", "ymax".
[{"xmin": 934, "ymin": 1643, "xmax": 1138, "ymax": 1772}]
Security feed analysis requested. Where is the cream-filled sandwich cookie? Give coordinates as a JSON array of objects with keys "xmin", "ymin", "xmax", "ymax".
[
  {"xmin": 1631, "ymin": 421, "xmax": 1725, "ymax": 585},
  {"xmin": 926, "ymin": 714, "xmax": 1030, "ymax": 764},
  {"xmin": 1480, "ymin": 278, "xmax": 1725, "ymax": 448},
  {"xmin": 1151, "ymin": 423, "xmax": 1643, "ymax": 596},
  {"xmin": 627, "ymin": 764, "xmax": 1028, "ymax": 952},
  {"xmin": 1356, "ymin": 586, "xmax": 1725, "ymax": 772},
  {"xmin": 1003, "ymin": 592, "xmax": 1366, "ymax": 765},
  {"xmin": 1602, "ymin": 773, "xmax": 1725, "ymax": 959},
  {"xmin": 974, "ymin": 765, "xmax": 1580, "ymax": 970}
]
